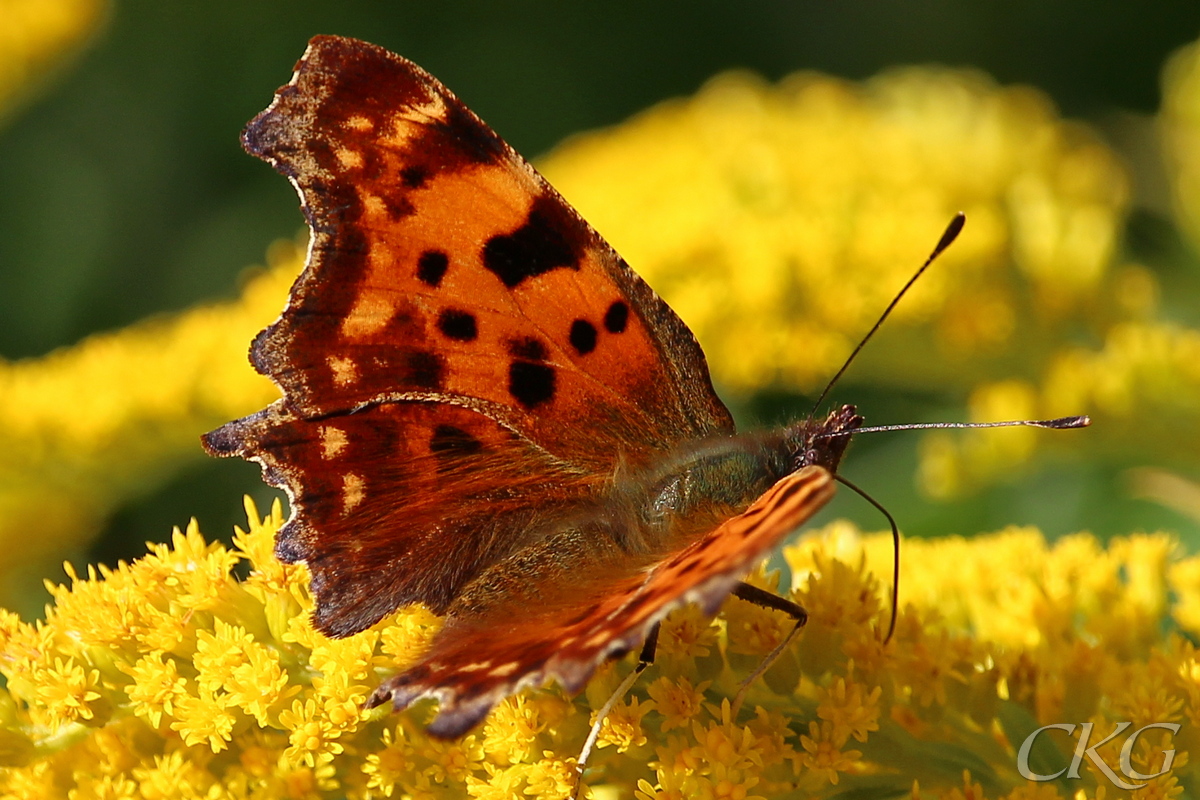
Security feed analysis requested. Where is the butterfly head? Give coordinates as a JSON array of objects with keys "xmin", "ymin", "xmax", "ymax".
[{"xmin": 785, "ymin": 404, "xmax": 864, "ymax": 476}]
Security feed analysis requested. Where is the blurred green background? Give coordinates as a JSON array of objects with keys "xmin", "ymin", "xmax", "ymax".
[{"xmin": 5, "ymin": 1, "xmax": 1200, "ymax": 587}]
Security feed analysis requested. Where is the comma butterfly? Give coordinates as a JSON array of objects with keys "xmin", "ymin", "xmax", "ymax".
[{"xmin": 202, "ymin": 36, "xmax": 1082, "ymax": 741}]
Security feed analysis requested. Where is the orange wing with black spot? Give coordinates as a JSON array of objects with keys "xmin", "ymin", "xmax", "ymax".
[{"xmin": 203, "ymin": 36, "xmax": 733, "ymax": 637}]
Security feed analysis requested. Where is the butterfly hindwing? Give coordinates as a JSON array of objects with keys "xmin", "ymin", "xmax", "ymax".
[
  {"xmin": 367, "ymin": 466, "xmax": 837, "ymax": 737},
  {"xmin": 205, "ymin": 400, "xmax": 599, "ymax": 635}
]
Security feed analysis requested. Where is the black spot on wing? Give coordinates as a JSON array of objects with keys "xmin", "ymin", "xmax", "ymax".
[
  {"xmin": 509, "ymin": 362, "xmax": 556, "ymax": 409},
  {"xmin": 604, "ymin": 301, "xmax": 629, "ymax": 333},
  {"xmin": 430, "ymin": 101, "xmax": 509, "ymax": 166},
  {"xmin": 482, "ymin": 195, "xmax": 583, "ymax": 288},
  {"xmin": 378, "ymin": 187, "xmax": 415, "ymax": 221},
  {"xmin": 437, "ymin": 309, "xmax": 478, "ymax": 341},
  {"xmin": 507, "ymin": 337, "xmax": 548, "ymax": 362},
  {"xmin": 569, "ymin": 319, "xmax": 597, "ymax": 355},
  {"xmin": 400, "ymin": 165, "xmax": 429, "ymax": 188},
  {"xmin": 404, "ymin": 351, "xmax": 445, "ymax": 390},
  {"xmin": 430, "ymin": 424, "xmax": 484, "ymax": 457},
  {"xmin": 417, "ymin": 250, "xmax": 449, "ymax": 287}
]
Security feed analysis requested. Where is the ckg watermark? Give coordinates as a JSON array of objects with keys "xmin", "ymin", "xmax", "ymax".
[{"xmin": 1017, "ymin": 722, "xmax": 1180, "ymax": 790}]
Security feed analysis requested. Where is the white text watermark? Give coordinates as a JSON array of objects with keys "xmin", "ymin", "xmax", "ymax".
[{"xmin": 1016, "ymin": 722, "xmax": 1180, "ymax": 790}]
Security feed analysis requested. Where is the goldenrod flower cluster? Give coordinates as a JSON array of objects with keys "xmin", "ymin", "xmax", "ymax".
[
  {"xmin": 1, "ymin": 501, "xmax": 1196, "ymax": 800},
  {"xmin": 539, "ymin": 67, "xmax": 1129, "ymax": 395},
  {"xmin": 0, "ymin": 239, "xmax": 292, "ymax": 612},
  {"xmin": 1163, "ymin": 37, "xmax": 1200, "ymax": 255},
  {"xmin": 0, "ymin": 0, "xmax": 107, "ymax": 119}
]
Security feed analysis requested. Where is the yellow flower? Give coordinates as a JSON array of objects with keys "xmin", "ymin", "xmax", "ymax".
[
  {"xmin": 0, "ymin": 236, "xmax": 296, "ymax": 612},
  {"xmin": 363, "ymin": 724, "xmax": 415, "ymax": 797},
  {"xmin": 482, "ymin": 695, "xmax": 547, "ymax": 765},
  {"xmin": 520, "ymin": 752, "xmax": 578, "ymax": 800},
  {"xmin": 646, "ymin": 675, "xmax": 711, "ymax": 732},
  {"xmin": 1162, "ymin": 36, "xmax": 1200, "ymax": 254},
  {"xmin": 168, "ymin": 684, "xmax": 235, "ymax": 752},
  {"xmin": 594, "ymin": 695, "xmax": 653, "ymax": 753},
  {"xmin": 121, "ymin": 651, "xmax": 186, "ymax": 728},
  {"xmin": 799, "ymin": 719, "xmax": 862, "ymax": 785},
  {"xmin": 657, "ymin": 603, "xmax": 721, "ymax": 662},
  {"xmin": 0, "ymin": 0, "xmax": 106, "ymax": 116},
  {"xmin": 723, "ymin": 568, "xmax": 794, "ymax": 658},
  {"xmin": 0, "ymin": 510, "xmax": 1161, "ymax": 796},
  {"xmin": 816, "ymin": 675, "xmax": 882, "ymax": 743},
  {"xmin": 35, "ymin": 656, "xmax": 102, "ymax": 727},
  {"xmin": 279, "ymin": 696, "xmax": 346, "ymax": 768},
  {"xmin": 131, "ymin": 750, "xmax": 215, "ymax": 800},
  {"xmin": 541, "ymin": 68, "xmax": 1128, "ymax": 396}
]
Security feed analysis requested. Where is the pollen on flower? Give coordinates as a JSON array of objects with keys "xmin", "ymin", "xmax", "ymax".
[
  {"xmin": 798, "ymin": 719, "xmax": 862, "ymax": 785},
  {"xmin": 482, "ymin": 695, "xmax": 547, "ymax": 765},
  {"xmin": 169, "ymin": 685, "xmax": 236, "ymax": 752},
  {"xmin": 122, "ymin": 652, "xmax": 186, "ymax": 728},
  {"xmin": 816, "ymin": 676, "xmax": 882, "ymax": 743},
  {"xmin": 595, "ymin": 695, "xmax": 653, "ymax": 752},
  {"xmin": 279, "ymin": 697, "xmax": 346, "ymax": 767},
  {"xmin": 646, "ymin": 676, "xmax": 711, "ymax": 731},
  {"xmin": 35, "ymin": 657, "xmax": 102, "ymax": 728},
  {"xmin": 657, "ymin": 603, "xmax": 720, "ymax": 659},
  {"xmin": 363, "ymin": 725, "xmax": 415, "ymax": 797}
]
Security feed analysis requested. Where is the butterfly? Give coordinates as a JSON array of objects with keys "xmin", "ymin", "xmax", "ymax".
[{"xmin": 202, "ymin": 34, "xmax": 875, "ymax": 738}]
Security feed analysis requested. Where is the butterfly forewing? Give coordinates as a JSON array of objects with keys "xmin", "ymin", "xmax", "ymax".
[
  {"xmin": 239, "ymin": 36, "xmax": 732, "ymax": 465},
  {"xmin": 204, "ymin": 36, "xmax": 735, "ymax": 638}
]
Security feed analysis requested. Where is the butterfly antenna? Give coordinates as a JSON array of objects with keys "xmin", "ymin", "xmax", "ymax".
[
  {"xmin": 845, "ymin": 415, "xmax": 1091, "ymax": 435},
  {"xmin": 834, "ymin": 474, "xmax": 900, "ymax": 642},
  {"xmin": 809, "ymin": 213, "xmax": 966, "ymax": 419}
]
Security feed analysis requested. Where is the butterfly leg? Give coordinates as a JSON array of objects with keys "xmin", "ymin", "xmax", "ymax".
[
  {"xmin": 573, "ymin": 622, "xmax": 660, "ymax": 799},
  {"xmin": 729, "ymin": 581, "xmax": 807, "ymax": 715}
]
